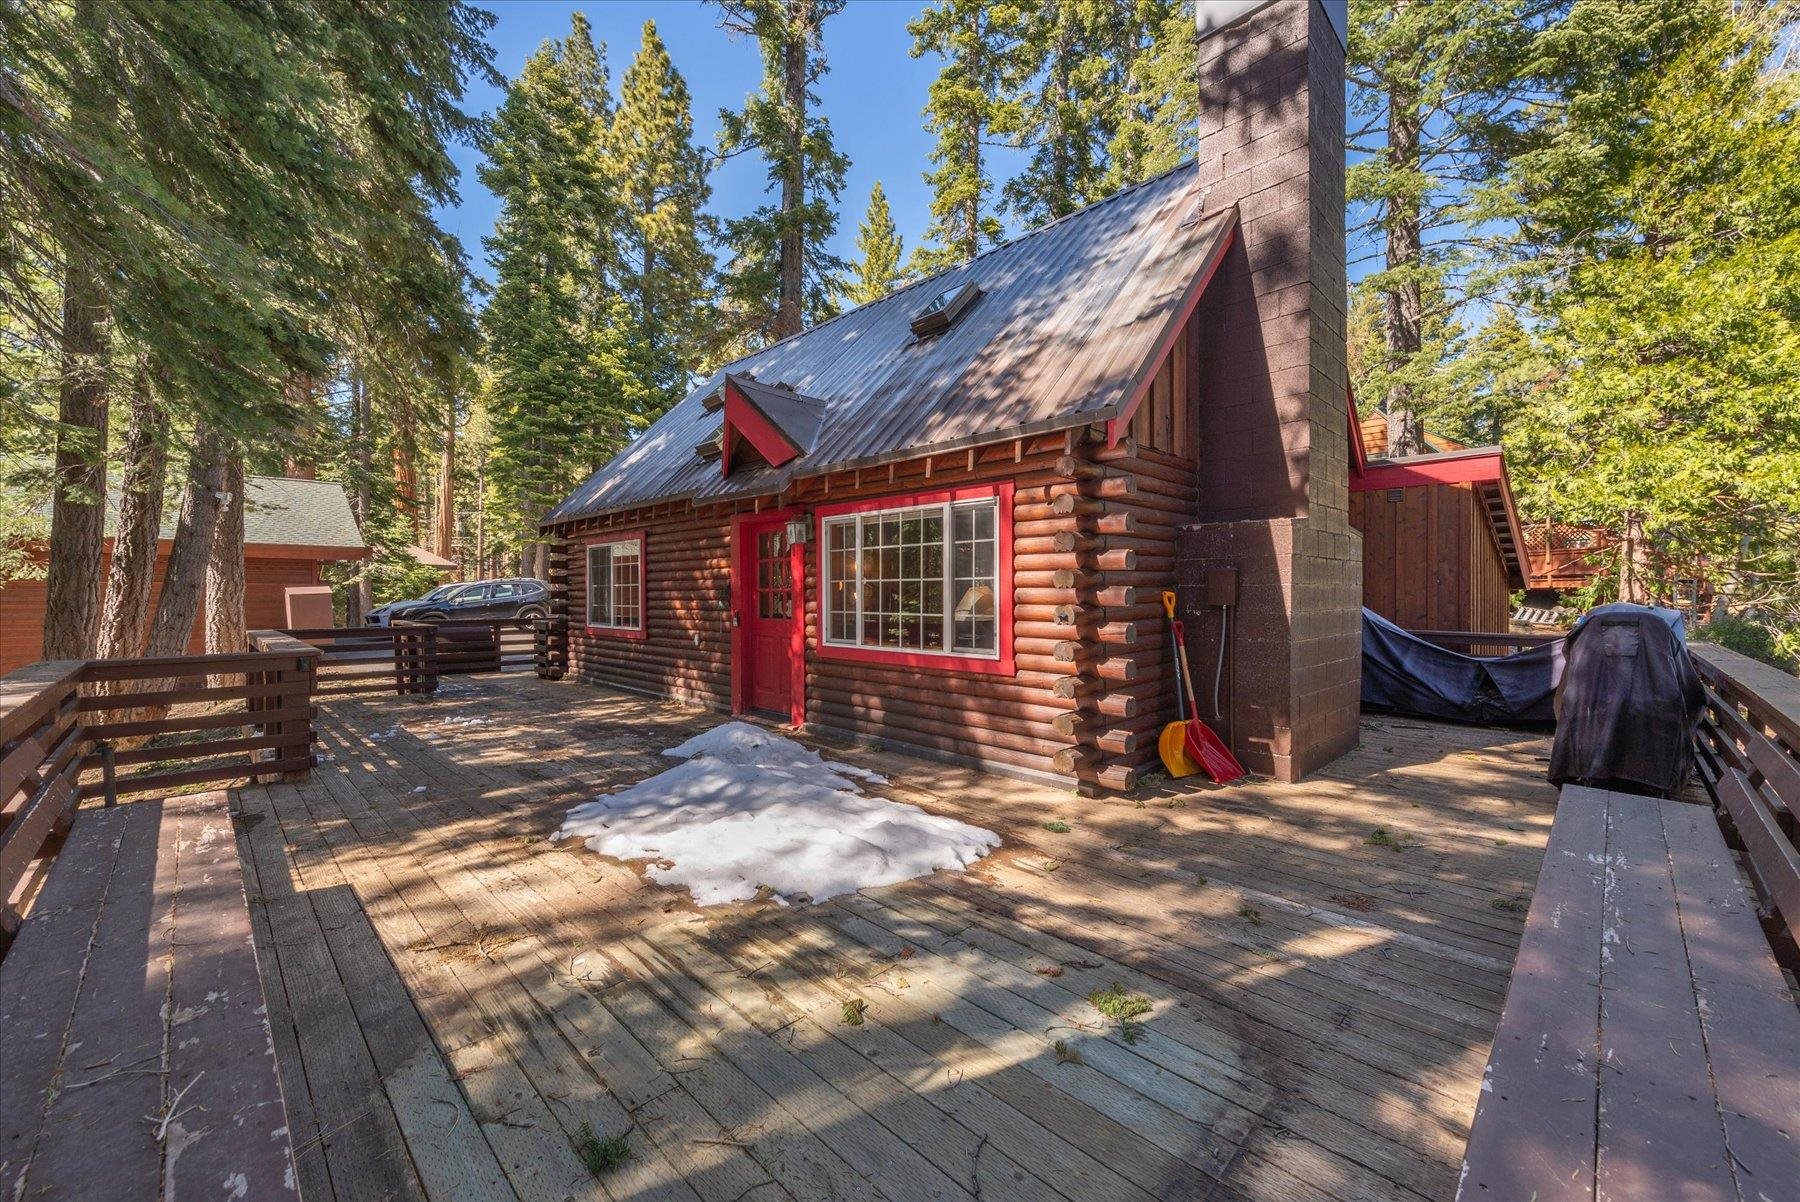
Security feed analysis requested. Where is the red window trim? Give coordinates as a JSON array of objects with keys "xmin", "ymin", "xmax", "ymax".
[
  {"xmin": 812, "ymin": 481, "xmax": 1016, "ymax": 677},
  {"xmin": 582, "ymin": 530, "xmax": 647, "ymax": 640},
  {"xmin": 729, "ymin": 507, "xmax": 807, "ymax": 725}
]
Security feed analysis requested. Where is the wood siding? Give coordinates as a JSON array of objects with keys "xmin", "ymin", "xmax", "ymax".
[
  {"xmin": 1351, "ymin": 482, "xmax": 1510, "ymax": 633},
  {"xmin": 0, "ymin": 550, "xmax": 326, "ymax": 673}
]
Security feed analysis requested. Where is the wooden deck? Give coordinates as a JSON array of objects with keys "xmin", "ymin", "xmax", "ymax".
[{"xmin": 231, "ymin": 674, "xmax": 1561, "ymax": 1202}]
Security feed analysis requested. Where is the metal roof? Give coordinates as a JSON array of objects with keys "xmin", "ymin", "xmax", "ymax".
[{"xmin": 545, "ymin": 163, "xmax": 1237, "ymax": 527}]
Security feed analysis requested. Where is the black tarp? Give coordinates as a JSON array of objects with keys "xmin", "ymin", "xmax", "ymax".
[
  {"xmin": 1361, "ymin": 609, "xmax": 1563, "ymax": 725},
  {"xmin": 1548, "ymin": 603, "xmax": 1703, "ymax": 796}
]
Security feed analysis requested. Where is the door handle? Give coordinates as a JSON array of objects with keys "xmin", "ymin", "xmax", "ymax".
[{"xmin": 730, "ymin": 612, "xmax": 741, "ymax": 628}]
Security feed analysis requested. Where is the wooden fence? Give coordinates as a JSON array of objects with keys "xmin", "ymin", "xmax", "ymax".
[
  {"xmin": 1690, "ymin": 641, "xmax": 1800, "ymax": 959},
  {"xmin": 282, "ymin": 618, "xmax": 538, "ymax": 697},
  {"xmin": 0, "ymin": 633, "xmax": 319, "ymax": 952}
]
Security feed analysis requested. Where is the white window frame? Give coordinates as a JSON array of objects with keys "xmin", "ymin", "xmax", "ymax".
[
  {"xmin": 820, "ymin": 496, "xmax": 1000, "ymax": 661},
  {"xmin": 585, "ymin": 536, "xmax": 644, "ymax": 633}
]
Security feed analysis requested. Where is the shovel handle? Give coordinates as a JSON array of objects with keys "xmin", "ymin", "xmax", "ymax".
[{"xmin": 1161, "ymin": 589, "xmax": 1178, "ymax": 620}]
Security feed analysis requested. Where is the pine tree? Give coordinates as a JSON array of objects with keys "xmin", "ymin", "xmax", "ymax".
[
  {"xmin": 1503, "ymin": 2, "xmax": 1800, "ymax": 611},
  {"xmin": 715, "ymin": 0, "xmax": 850, "ymax": 346},
  {"xmin": 1346, "ymin": 0, "xmax": 1537, "ymax": 452},
  {"xmin": 612, "ymin": 20, "xmax": 718, "ymax": 411},
  {"xmin": 907, "ymin": 0, "xmax": 1012, "ymax": 274},
  {"xmin": 844, "ymin": 182, "xmax": 903, "ymax": 306},
  {"xmin": 1101, "ymin": 1, "xmax": 1196, "ymax": 191},
  {"xmin": 481, "ymin": 14, "xmax": 645, "ymax": 576},
  {"xmin": 992, "ymin": 0, "xmax": 1157, "ymax": 226}
]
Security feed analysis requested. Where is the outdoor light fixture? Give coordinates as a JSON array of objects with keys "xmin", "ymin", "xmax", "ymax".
[{"xmin": 785, "ymin": 517, "xmax": 811, "ymax": 545}]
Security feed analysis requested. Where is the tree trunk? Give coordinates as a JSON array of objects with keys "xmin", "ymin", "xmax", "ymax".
[
  {"xmin": 349, "ymin": 366, "xmax": 373, "ymax": 622},
  {"xmin": 774, "ymin": 0, "xmax": 809, "ymax": 339},
  {"xmin": 204, "ymin": 444, "xmax": 246, "ymax": 656},
  {"xmin": 393, "ymin": 396, "xmax": 419, "ymax": 543},
  {"xmin": 42, "ymin": 248, "xmax": 111, "ymax": 661},
  {"xmin": 474, "ymin": 450, "xmax": 487, "ymax": 577},
  {"xmin": 42, "ymin": 0, "xmax": 112, "ymax": 662},
  {"xmin": 96, "ymin": 365, "xmax": 166, "ymax": 661},
  {"xmin": 1382, "ymin": 40, "xmax": 1426, "ymax": 458},
  {"xmin": 1619, "ymin": 510, "xmax": 1651, "ymax": 605},
  {"xmin": 144, "ymin": 423, "xmax": 226, "ymax": 658},
  {"xmin": 435, "ymin": 407, "xmax": 456, "ymax": 565},
  {"xmin": 283, "ymin": 374, "xmax": 317, "ymax": 478}
]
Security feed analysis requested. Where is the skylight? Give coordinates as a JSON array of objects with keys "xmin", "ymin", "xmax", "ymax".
[{"xmin": 910, "ymin": 280, "xmax": 982, "ymax": 338}]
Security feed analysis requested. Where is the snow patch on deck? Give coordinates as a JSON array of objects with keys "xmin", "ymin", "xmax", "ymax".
[{"xmin": 556, "ymin": 721, "xmax": 999, "ymax": 906}]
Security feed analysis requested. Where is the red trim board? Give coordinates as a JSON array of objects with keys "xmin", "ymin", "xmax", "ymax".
[
  {"xmin": 811, "ymin": 481, "xmax": 1016, "ymax": 677},
  {"xmin": 1350, "ymin": 450, "xmax": 1504, "ymax": 491}
]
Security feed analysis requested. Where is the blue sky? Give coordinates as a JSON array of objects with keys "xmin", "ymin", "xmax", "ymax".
[{"xmin": 440, "ymin": 0, "xmax": 1010, "ymax": 287}]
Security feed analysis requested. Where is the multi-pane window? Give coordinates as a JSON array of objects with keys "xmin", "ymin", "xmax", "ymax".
[
  {"xmin": 822, "ymin": 497, "xmax": 999, "ymax": 658},
  {"xmin": 757, "ymin": 529, "xmax": 792, "ymax": 619},
  {"xmin": 586, "ymin": 538, "xmax": 642, "ymax": 630}
]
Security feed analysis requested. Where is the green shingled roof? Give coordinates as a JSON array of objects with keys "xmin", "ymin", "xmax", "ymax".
[{"xmin": 62, "ymin": 475, "xmax": 366, "ymax": 553}]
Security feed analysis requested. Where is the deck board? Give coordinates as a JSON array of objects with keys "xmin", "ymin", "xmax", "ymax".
[{"xmin": 199, "ymin": 674, "xmax": 1579, "ymax": 1201}]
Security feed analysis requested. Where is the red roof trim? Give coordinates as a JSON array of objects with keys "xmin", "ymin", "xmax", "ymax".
[
  {"xmin": 722, "ymin": 379, "xmax": 802, "ymax": 473},
  {"xmin": 1350, "ymin": 449, "xmax": 1506, "ymax": 491},
  {"xmin": 1347, "ymin": 383, "xmax": 1368, "ymax": 475},
  {"xmin": 1105, "ymin": 217, "xmax": 1237, "ymax": 448}
]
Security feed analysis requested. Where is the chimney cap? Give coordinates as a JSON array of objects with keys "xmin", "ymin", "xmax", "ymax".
[{"xmin": 1196, "ymin": 0, "xmax": 1346, "ymax": 52}]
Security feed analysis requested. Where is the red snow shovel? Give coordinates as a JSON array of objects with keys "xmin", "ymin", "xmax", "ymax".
[{"xmin": 1163, "ymin": 591, "xmax": 1246, "ymax": 785}]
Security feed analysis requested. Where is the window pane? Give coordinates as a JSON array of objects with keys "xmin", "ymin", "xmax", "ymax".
[
  {"xmin": 952, "ymin": 499, "xmax": 999, "ymax": 653},
  {"xmin": 588, "ymin": 545, "xmax": 613, "ymax": 626}
]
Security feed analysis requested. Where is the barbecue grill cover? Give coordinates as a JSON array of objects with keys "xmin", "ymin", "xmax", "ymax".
[{"xmin": 1548, "ymin": 604, "xmax": 1703, "ymax": 795}]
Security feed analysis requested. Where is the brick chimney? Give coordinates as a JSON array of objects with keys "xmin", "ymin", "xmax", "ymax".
[{"xmin": 1177, "ymin": 0, "xmax": 1360, "ymax": 781}]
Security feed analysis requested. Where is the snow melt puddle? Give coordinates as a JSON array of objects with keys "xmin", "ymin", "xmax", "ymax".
[{"xmin": 556, "ymin": 721, "xmax": 999, "ymax": 907}]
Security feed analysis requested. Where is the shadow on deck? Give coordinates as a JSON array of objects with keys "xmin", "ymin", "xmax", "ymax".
[{"xmin": 222, "ymin": 673, "xmax": 1555, "ymax": 1202}]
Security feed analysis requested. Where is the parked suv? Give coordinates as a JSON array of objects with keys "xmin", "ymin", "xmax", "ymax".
[{"xmin": 366, "ymin": 578, "xmax": 550, "ymax": 626}]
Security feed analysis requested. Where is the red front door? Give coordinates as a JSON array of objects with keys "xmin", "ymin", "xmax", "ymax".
[{"xmin": 738, "ymin": 516, "xmax": 800, "ymax": 720}]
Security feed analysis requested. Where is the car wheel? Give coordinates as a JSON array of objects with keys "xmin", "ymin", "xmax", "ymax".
[
  {"xmin": 414, "ymin": 611, "xmax": 447, "ymax": 623},
  {"xmin": 516, "ymin": 605, "xmax": 547, "ymax": 621}
]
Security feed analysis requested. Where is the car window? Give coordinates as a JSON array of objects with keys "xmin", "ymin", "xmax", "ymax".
[{"xmin": 490, "ymin": 582, "xmax": 518, "ymax": 599}]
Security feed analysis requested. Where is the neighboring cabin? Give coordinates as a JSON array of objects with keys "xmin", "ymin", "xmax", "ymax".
[
  {"xmin": 0, "ymin": 476, "xmax": 366, "ymax": 673},
  {"xmin": 540, "ymin": 0, "xmax": 1359, "ymax": 791},
  {"xmin": 1349, "ymin": 408, "xmax": 1526, "ymax": 634}
]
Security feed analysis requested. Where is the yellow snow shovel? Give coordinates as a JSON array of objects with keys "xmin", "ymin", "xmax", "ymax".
[{"xmin": 1159, "ymin": 591, "xmax": 1202, "ymax": 779}]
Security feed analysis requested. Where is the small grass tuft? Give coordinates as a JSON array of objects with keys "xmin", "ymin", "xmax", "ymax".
[
  {"xmin": 1053, "ymin": 1039, "xmax": 1084, "ymax": 1066},
  {"xmin": 841, "ymin": 998, "xmax": 868, "ymax": 1026},
  {"xmin": 573, "ymin": 1122, "xmax": 630, "ymax": 1177},
  {"xmin": 1364, "ymin": 826, "xmax": 1416, "ymax": 851},
  {"xmin": 1490, "ymin": 895, "xmax": 1529, "ymax": 914},
  {"xmin": 1041, "ymin": 820, "xmax": 1071, "ymax": 834},
  {"xmin": 1237, "ymin": 904, "xmax": 1263, "ymax": 925},
  {"xmin": 1090, "ymin": 982, "xmax": 1153, "ymax": 1043}
]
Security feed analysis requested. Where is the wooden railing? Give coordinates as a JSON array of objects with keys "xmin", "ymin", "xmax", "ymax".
[
  {"xmin": 0, "ymin": 635, "xmax": 319, "ymax": 951},
  {"xmin": 1690, "ymin": 641, "xmax": 1800, "ymax": 957},
  {"xmin": 281, "ymin": 618, "xmax": 538, "ymax": 697},
  {"xmin": 1403, "ymin": 629, "xmax": 1563, "ymax": 655}
]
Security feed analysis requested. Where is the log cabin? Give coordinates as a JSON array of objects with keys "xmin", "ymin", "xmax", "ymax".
[
  {"xmin": 540, "ymin": 0, "xmax": 1361, "ymax": 790},
  {"xmin": 0, "ymin": 475, "xmax": 366, "ymax": 673}
]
